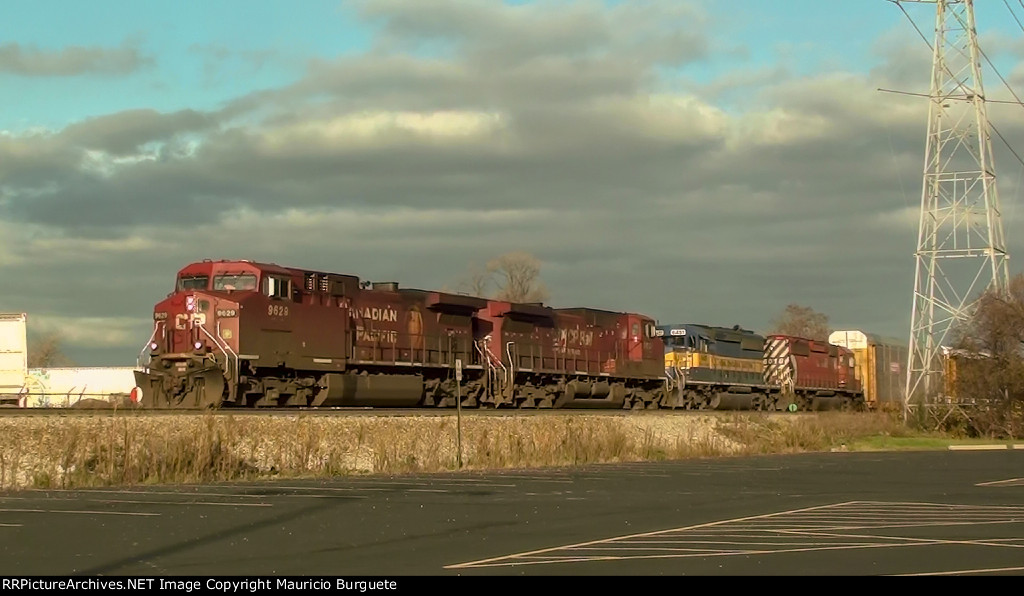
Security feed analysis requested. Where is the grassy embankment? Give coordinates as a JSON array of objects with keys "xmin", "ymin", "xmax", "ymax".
[{"xmin": 0, "ymin": 409, "xmax": 962, "ymax": 491}]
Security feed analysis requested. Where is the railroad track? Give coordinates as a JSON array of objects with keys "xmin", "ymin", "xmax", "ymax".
[{"xmin": 0, "ymin": 406, "xmax": 814, "ymax": 418}]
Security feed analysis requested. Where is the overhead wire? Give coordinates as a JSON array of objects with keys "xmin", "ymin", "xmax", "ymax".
[
  {"xmin": 1004, "ymin": 0, "xmax": 1024, "ymax": 34},
  {"xmin": 888, "ymin": 0, "xmax": 1024, "ymax": 170}
]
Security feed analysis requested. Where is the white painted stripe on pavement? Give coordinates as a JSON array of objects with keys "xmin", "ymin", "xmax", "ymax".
[
  {"xmin": 90, "ymin": 499, "xmax": 272, "ymax": 507},
  {"xmin": 0, "ymin": 508, "xmax": 159, "ymax": 516},
  {"xmin": 898, "ymin": 565, "xmax": 1024, "ymax": 576}
]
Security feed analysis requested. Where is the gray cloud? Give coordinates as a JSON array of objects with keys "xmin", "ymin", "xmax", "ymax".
[
  {"xmin": 0, "ymin": 40, "xmax": 152, "ymax": 77},
  {"xmin": 358, "ymin": 0, "xmax": 709, "ymax": 68},
  {"xmin": 59, "ymin": 109, "xmax": 217, "ymax": 155},
  {"xmin": 3, "ymin": 0, "xmax": 1024, "ymax": 366}
]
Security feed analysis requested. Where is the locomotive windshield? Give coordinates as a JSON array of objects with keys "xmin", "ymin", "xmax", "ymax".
[
  {"xmin": 663, "ymin": 335, "xmax": 696, "ymax": 349},
  {"xmin": 213, "ymin": 273, "xmax": 258, "ymax": 292},
  {"xmin": 177, "ymin": 275, "xmax": 209, "ymax": 291}
]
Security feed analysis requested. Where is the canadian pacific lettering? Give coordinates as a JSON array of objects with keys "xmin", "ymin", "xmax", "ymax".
[
  {"xmin": 356, "ymin": 326, "xmax": 398, "ymax": 343},
  {"xmin": 360, "ymin": 306, "xmax": 398, "ymax": 322},
  {"xmin": 559, "ymin": 327, "xmax": 595, "ymax": 347},
  {"xmin": 356, "ymin": 305, "xmax": 399, "ymax": 343},
  {"xmin": 554, "ymin": 326, "xmax": 595, "ymax": 356}
]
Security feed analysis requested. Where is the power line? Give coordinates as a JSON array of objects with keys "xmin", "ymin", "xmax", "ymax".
[
  {"xmin": 878, "ymin": 87, "xmax": 1024, "ymax": 105},
  {"xmin": 875, "ymin": 90, "xmax": 1024, "ymax": 170},
  {"xmin": 885, "ymin": 2, "xmax": 1024, "ymax": 171},
  {"xmin": 1003, "ymin": 0, "xmax": 1024, "ymax": 34}
]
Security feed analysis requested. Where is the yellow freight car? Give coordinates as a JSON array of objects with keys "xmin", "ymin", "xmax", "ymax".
[{"xmin": 829, "ymin": 330, "xmax": 908, "ymax": 409}]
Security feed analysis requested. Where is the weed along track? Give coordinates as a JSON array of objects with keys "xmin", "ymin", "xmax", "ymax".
[
  {"xmin": 0, "ymin": 407, "xmax": 826, "ymax": 418},
  {"xmin": 0, "ymin": 410, "xmax": 909, "ymax": 491}
]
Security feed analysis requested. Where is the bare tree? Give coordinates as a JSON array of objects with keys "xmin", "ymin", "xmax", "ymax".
[
  {"xmin": 946, "ymin": 274, "xmax": 1024, "ymax": 438},
  {"xmin": 453, "ymin": 261, "xmax": 493, "ymax": 298},
  {"xmin": 27, "ymin": 330, "xmax": 73, "ymax": 368},
  {"xmin": 450, "ymin": 251, "xmax": 550, "ymax": 303},
  {"xmin": 488, "ymin": 251, "xmax": 550, "ymax": 303},
  {"xmin": 770, "ymin": 304, "xmax": 830, "ymax": 341}
]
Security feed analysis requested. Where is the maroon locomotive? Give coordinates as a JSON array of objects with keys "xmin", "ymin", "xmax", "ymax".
[
  {"xmin": 763, "ymin": 334, "xmax": 862, "ymax": 410},
  {"xmin": 134, "ymin": 259, "xmax": 667, "ymax": 409}
]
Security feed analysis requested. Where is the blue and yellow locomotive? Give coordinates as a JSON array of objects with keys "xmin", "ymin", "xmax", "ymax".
[{"xmin": 655, "ymin": 323, "xmax": 770, "ymax": 410}]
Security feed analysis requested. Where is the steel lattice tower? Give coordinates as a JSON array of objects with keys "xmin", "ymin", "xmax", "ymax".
[{"xmin": 904, "ymin": 0, "xmax": 1009, "ymax": 418}]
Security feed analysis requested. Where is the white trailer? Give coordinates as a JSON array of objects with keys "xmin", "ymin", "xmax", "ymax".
[
  {"xmin": 0, "ymin": 313, "xmax": 28, "ymax": 406},
  {"xmin": 21, "ymin": 367, "xmax": 140, "ymax": 408}
]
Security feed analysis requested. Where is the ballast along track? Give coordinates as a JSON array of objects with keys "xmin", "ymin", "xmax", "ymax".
[{"xmin": 0, "ymin": 407, "xmax": 824, "ymax": 418}]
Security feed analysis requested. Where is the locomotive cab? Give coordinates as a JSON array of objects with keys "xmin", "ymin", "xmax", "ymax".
[{"xmin": 136, "ymin": 262, "xmax": 264, "ymax": 408}]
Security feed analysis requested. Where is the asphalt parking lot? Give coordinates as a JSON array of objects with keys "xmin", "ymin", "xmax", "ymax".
[{"xmin": 0, "ymin": 449, "xmax": 1021, "ymax": 576}]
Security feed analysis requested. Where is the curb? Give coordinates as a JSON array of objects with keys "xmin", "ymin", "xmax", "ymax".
[{"xmin": 948, "ymin": 444, "xmax": 1024, "ymax": 451}]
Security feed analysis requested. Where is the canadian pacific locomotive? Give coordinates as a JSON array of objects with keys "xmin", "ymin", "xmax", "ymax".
[
  {"xmin": 134, "ymin": 259, "xmax": 865, "ymax": 411},
  {"xmin": 134, "ymin": 259, "xmax": 667, "ymax": 409}
]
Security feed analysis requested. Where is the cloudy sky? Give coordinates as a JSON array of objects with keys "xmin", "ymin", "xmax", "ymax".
[{"xmin": 3, "ymin": 0, "xmax": 1024, "ymax": 366}]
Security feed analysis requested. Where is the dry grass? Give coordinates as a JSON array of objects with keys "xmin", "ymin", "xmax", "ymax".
[
  {"xmin": 0, "ymin": 409, "xmax": 917, "ymax": 491},
  {"xmin": 715, "ymin": 410, "xmax": 914, "ymax": 454}
]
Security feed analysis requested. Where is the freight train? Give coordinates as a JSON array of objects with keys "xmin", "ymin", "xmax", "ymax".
[
  {"xmin": 134, "ymin": 259, "xmax": 867, "ymax": 411},
  {"xmin": 658, "ymin": 324, "xmax": 862, "ymax": 412}
]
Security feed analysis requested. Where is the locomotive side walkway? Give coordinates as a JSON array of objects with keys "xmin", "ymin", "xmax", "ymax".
[{"xmin": 0, "ymin": 450, "xmax": 1022, "ymax": 576}]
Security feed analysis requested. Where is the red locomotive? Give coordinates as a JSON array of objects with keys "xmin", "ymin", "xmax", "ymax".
[
  {"xmin": 763, "ymin": 334, "xmax": 862, "ymax": 410},
  {"xmin": 134, "ymin": 259, "xmax": 667, "ymax": 409}
]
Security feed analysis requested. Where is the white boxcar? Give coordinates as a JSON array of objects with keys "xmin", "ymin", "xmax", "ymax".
[
  {"xmin": 0, "ymin": 313, "xmax": 28, "ymax": 406},
  {"xmin": 22, "ymin": 367, "xmax": 139, "ymax": 408}
]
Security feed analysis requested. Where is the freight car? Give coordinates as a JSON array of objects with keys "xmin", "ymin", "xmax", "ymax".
[
  {"xmin": 938, "ymin": 345, "xmax": 989, "ymax": 404},
  {"xmin": 828, "ymin": 330, "xmax": 908, "ymax": 409},
  {"xmin": 657, "ymin": 323, "xmax": 865, "ymax": 411},
  {"xmin": 134, "ymin": 259, "xmax": 667, "ymax": 409}
]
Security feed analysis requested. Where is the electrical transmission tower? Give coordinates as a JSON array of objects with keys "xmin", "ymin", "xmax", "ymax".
[{"xmin": 904, "ymin": 0, "xmax": 1010, "ymax": 419}]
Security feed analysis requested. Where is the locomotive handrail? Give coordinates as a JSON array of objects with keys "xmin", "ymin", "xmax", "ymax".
[
  {"xmin": 478, "ymin": 338, "xmax": 505, "ymax": 372},
  {"xmin": 137, "ymin": 322, "xmax": 163, "ymax": 369},
  {"xmin": 505, "ymin": 342, "xmax": 516, "ymax": 402},
  {"xmin": 475, "ymin": 338, "xmax": 507, "ymax": 398},
  {"xmin": 198, "ymin": 321, "xmax": 239, "ymax": 391}
]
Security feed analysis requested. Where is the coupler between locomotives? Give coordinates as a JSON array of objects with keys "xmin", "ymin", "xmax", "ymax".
[{"xmin": 135, "ymin": 353, "xmax": 227, "ymax": 409}]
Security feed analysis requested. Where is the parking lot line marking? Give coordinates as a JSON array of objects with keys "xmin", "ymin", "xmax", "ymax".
[
  {"xmin": 445, "ymin": 501, "xmax": 852, "ymax": 569},
  {"xmin": 25, "ymin": 489, "xmax": 294, "ymax": 497},
  {"xmin": 898, "ymin": 565, "xmax": 1024, "ymax": 576},
  {"xmin": 0, "ymin": 508, "xmax": 158, "ymax": 516},
  {"xmin": 89, "ymin": 499, "xmax": 273, "ymax": 507},
  {"xmin": 447, "ymin": 501, "xmax": 1024, "ymax": 570},
  {"xmin": 976, "ymin": 477, "xmax": 1024, "ymax": 486}
]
